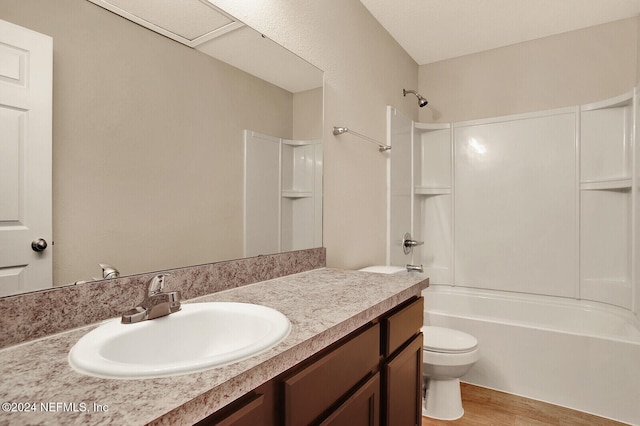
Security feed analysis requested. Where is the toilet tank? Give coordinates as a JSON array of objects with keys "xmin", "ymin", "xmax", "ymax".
[{"xmin": 358, "ymin": 266, "xmax": 407, "ymax": 274}]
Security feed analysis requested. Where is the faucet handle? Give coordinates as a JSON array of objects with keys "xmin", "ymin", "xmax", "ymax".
[
  {"xmin": 402, "ymin": 232, "xmax": 424, "ymax": 255},
  {"xmin": 147, "ymin": 274, "xmax": 170, "ymax": 296},
  {"xmin": 121, "ymin": 306, "xmax": 148, "ymax": 324}
]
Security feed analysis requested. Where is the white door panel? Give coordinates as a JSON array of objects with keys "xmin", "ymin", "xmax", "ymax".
[{"xmin": 0, "ymin": 19, "xmax": 53, "ymax": 296}]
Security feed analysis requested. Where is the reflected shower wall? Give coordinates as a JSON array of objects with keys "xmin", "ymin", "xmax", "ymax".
[{"xmin": 244, "ymin": 131, "xmax": 322, "ymax": 257}]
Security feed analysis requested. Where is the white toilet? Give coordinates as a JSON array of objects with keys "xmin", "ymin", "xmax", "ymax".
[
  {"xmin": 421, "ymin": 325, "xmax": 479, "ymax": 420},
  {"xmin": 357, "ymin": 266, "xmax": 479, "ymax": 420}
]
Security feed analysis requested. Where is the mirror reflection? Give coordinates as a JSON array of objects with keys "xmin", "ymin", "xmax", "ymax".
[{"xmin": 0, "ymin": 0, "xmax": 323, "ymax": 296}]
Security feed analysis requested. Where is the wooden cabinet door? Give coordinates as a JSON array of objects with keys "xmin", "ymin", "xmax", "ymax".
[
  {"xmin": 383, "ymin": 333, "xmax": 423, "ymax": 426},
  {"xmin": 196, "ymin": 393, "xmax": 267, "ymax": 426},
  {"xmin": 320, "ymin": 373, "xmax": 380, "ymax": 426}
]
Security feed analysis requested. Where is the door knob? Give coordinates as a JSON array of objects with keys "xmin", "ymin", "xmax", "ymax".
[{"xmin": 31, "ymin": 238, "xmax": 48, "ymax": 252}]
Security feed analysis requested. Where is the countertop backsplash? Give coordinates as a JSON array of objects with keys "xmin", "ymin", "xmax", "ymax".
[{"xmin": 0, "ymin": 248, "xmax": 326, "ymax": 349}]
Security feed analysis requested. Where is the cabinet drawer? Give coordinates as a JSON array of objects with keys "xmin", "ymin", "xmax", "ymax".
[
  {"xmin": 284, "ymin": 323, "xmax": 380, "ymax": 426},
  {"xmin": 383, "ymin": 297, "xmax": 423, "ymax": 357}
]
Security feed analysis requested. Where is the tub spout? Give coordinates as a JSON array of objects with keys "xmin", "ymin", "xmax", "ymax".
[{"xmin": 406, "ymin": 264, "xmax": 424, "ymax": 273}]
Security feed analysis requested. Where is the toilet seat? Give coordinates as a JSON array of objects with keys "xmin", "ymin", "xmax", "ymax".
[{"xmin": 422, "ymin": 326, "xmax": 478, "ymax": 354}]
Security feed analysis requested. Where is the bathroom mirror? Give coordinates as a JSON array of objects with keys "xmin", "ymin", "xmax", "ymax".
[{"xmin": 0, "ymin": 0, "xmax": 323, "ymax": 295}]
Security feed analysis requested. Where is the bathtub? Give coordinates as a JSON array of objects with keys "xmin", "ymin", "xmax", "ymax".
[{"xmin": 423, "ymin": 285, "xmax": 640, "ymax": 425}]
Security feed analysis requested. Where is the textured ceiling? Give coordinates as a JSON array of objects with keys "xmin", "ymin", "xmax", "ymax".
[
  {"xmin": 88, "ymin": 0, "xmax": 322, "ymax": 93},
  {"xmin": 360, "ymin": 0, "xmax": 640, "ymax": 65}
]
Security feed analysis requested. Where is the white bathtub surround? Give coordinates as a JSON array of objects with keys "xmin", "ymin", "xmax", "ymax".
[
  {"xmin": 423, "ymin": 285, "xmax": 640, "ymax": 424},
  {"xmin": 387, "ymin": 87, "xmax": 640, "ymax": 423},
  {"xmin": 388, "ymin": 89, "xmax": 639, "ymax": 311}
]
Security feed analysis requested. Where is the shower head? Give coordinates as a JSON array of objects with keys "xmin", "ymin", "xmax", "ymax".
[{"xmin": 403, "ymin": 89, "xmax": 428, "ymax": 107}]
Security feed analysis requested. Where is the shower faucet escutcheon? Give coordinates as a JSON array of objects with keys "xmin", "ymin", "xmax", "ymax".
[
  {"xmin": 121, "ymin": 274, "xmax": 181, "ymax": 324},
  {"xmin": 402, "ymin": 232, "xmax": 424, "ymax": 255}
]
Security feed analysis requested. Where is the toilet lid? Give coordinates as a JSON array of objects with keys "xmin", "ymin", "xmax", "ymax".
[{"xmin": 421, "ymin": 326, "xmax": 478, "ymax": 353}]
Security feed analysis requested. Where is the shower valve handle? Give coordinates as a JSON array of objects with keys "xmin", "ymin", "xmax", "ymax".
[{"xmin": 402, "ymin": 232, "xmax": 423, "ymax": 254}]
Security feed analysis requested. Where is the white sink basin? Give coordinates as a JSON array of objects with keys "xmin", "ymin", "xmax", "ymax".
[{"xmin": 68, "ymin": 302, "xmax": 290, "ymax": 379}]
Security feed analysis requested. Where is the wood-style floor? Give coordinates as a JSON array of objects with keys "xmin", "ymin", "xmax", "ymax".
[{"xmin": 421, "ymin": 383, "xmax": 627, "ymax": 426}]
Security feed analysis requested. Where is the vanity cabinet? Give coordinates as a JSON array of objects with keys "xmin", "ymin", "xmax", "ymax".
[
  {"xmin": 197, "ymin": 297, "xmax": 424, "ymax": 426},
  {"xmin": 283, "ymin": 323, "xmax": 380, "ymax": 425},
  {"xmin": 196, "ymin": 381, "xmax": 278, "ymax": 426},
  {"xmin": 381, "ymin": 297, "xmax": 424, "ymax": 426},
  {"xmin": 319, "ymin": 373, "xmax": 380, "ymax": 426},
  {"xmin": 206, "ymin": 393, "xmax": 266, "ymax": 426}
]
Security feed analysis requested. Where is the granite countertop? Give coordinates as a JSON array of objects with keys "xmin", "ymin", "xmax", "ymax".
[{"xmin": 0, "ymin": 268, "xmax": 428, "ymax": 426}]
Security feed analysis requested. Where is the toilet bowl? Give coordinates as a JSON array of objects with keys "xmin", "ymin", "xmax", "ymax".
[{"xmin": 421, "ymin": 325, "xmax": 479, "ymax": 420}]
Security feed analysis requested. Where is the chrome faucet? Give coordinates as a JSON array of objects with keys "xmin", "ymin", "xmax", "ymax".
[
  {"xmin": 406, "ymin": 264, "xmax": 424, "ymax": 273},
  {"xmin": 121, "ymin": 274, "xmax": 181, "ymax": 324},
  {"xmin": 100, "ymin": 263, "xmax": 120, "ymax": 279}
]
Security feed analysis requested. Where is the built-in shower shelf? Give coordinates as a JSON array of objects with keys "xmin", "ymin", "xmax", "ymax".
[
  {"xmin": 282, "ymin": 190, "xmax": 313, "ymax": 198},
  {"xmin": 580, "ymin": 177, "xmax": 632, "ymax": 191},
  {"xmin": 580, "ymin": 90, "xmax": 633, "ymax": 111},
  {"xmin": 414, "ymin": 122, "xmax": 451, "ymax": 132},
  {"xmin": 414, "ymin": 186, "xmax": 451, "ymax": 195}
]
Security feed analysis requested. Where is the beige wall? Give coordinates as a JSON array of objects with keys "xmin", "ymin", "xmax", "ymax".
[
  {"xmin": 212, "ymin": 0, "xmax": 420, "ymax": 269},
  {"xmin": 637, "ymin": 15, "xmax": 640, "ymax": 84},
  {"xmin": 293, "ymin": 87, "xmax": 323, "ymax": 140},
  {"xmin": 419, "ymin": 17, "xmax": 639, "ymax": 123},
  {"xmin": 2, "ymin": 0, "xmax": 302, "ymax": 285}
]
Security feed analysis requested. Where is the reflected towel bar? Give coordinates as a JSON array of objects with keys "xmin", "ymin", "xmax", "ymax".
[{"xmin": 332, "ymin": 126, "xmax": 391, "ymax": 152}]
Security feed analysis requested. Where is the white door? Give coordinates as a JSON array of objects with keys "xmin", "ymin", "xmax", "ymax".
[{"xmin": 0, "ymin": 19, "xmax": 53, "ymax": 296}]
